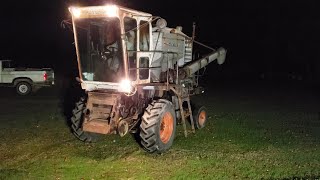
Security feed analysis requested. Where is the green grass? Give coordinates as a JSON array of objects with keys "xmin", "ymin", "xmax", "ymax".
[{"xmin": 0, "ymin": 88, "xmax": 320, "ymax": 180}]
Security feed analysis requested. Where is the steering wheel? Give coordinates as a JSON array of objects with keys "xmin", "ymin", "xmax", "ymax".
[
  {"xmin": 107, "ymin": 46, "xmax": 117, "ymax": 52},
  {"xmin": 100, "ymin": 46, "xmax": 116, "ymax": 60}
]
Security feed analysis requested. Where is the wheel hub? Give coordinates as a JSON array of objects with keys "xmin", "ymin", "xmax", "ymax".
[
  {"xmin": 19, "ymin": 85, "xmax": 28, "ymax": 93},
  {"xmin": 160, "ymin": 112, "xmax": 174, "ymax": 144},
  {"xmin": 198, "ymin": 111, "xmax": 206, "ymax": 126}
]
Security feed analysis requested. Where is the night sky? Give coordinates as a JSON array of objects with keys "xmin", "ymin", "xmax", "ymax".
[{"xmin": 1, "ymin": 0, "xmax": 319, "ymax": 83}]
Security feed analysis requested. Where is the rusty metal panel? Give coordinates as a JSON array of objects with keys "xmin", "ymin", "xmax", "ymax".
[
  {"xmin": 83, "ymin": 119, "xmax": 111, "ymax": 134},
  {"xmin": 87, "ymin": 92, "xmax": 118, "ymax": 106},
  {"xmin": 82, "ymin": 92, "xmax": 121, "ymax": 135}
]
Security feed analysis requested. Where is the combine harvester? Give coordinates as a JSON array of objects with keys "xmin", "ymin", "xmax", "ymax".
[{"xmin": 66, "ymin": 4, "xmax": 226, "ymax": 153}]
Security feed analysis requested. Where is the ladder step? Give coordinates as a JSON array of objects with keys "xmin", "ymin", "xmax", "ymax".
[{"xmin": 177, "ymin": 96, "xmax": 195, "ymax": 137}]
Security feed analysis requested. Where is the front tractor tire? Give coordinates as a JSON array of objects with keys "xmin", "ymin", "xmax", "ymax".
[
  {"xmin": 70, "ymin": 97, "xmax": 99, "ymax": 142},
  {"xmin": 140, "ymin": 99, "xmax": 176, "ymax": 153},
  {"xmin": 193, "ymin": 106, "xmax": 208, "ymax": 129}
]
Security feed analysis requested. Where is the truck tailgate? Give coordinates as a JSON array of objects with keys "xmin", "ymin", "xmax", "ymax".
[{"xmin": 43, "ymin": 68, "xmax": 55, "ymax": 84}]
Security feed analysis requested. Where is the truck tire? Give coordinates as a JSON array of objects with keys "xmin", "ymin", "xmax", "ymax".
[
  {"xmin": 193, "ymin": 106, "xmax": 207, "ymax": 129},
  {"xmin": 140, "ymin": 99, "xmax": 176, "ymax": 153},
  {"xmin": 70, "ymin": 97, "xmax": 99, "ymax": 142},
  {"xmin": 16, "ymin": 81, "xmax": 32, "ymax": 95}
]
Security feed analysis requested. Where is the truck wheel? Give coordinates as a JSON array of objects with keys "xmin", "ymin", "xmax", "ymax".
[
  {"xmin": 16, "ymin": 82, "xmax": 32, "ymax": 95},
  {"xmin": 140, "ymin": 99, "xmax": 176, "ymax": 153},
  {"xmin": 71, "ymin": 97, "xmax": 99, "ymax": 142},
  {"xmin": 193, "ymin": 106, "xmax": 208, "ymax": 129}
]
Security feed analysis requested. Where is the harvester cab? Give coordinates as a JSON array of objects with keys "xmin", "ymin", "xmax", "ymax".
[
  {"xmin": 67, "ymin": 4, "xmax": 226, "ymax": 153},
  {"xmin": 69, "ymin": 5, "xmax": 153, "ymax": 92}
]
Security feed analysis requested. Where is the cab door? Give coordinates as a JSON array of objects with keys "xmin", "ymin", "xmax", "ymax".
[
  {"xmin": 136, "ymin": 20, "xmax": 151, "ymax": 84},
  {"xmin": 124, "ymin": 17, "xmax": 138, "ymax": 82},
  {"xmin": 124, "ymin": 17, "xmax": 151, "ymax": 84}
]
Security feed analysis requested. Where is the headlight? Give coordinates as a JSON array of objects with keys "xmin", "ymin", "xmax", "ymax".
[
  {"xmin": 118, "ymin": 79, "xmax": 132, "ymax": 93},
  {"xmin": 105, "ymin": 5, "xmax": 118, "ymax": 17},
  {"xmin": 69, "ymin": 7, "xmax": 81, "ymax": 18}
]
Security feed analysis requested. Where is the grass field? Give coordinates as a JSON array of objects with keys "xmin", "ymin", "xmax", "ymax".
[{"xmin": 0, "ymin": 82, "xmax": 319, "ymax": 180}]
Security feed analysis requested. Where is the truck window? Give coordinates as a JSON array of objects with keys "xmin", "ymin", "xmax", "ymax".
[{"xmin": 3, "ymin": 61, "xmax": 12, "ymax": 68}]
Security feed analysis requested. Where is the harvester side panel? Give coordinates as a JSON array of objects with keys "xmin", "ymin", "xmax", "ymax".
[{"xmin": 150, "ymin": 28, "xmax": 188, "ymax": 83}]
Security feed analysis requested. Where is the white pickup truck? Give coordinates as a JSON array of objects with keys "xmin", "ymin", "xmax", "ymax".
[{"xmin": 0, "ymin": 60, "xmax": 55, "ymax": 95}]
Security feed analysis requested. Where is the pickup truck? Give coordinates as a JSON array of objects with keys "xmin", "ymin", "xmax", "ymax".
[{"xmin": 0, "ymin": 60, "xmax": 54, "ymax": 95}]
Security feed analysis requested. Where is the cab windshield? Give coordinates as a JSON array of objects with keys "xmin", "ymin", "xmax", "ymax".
[{"xmin": 74, "ymin": 17, "xmax": 124, "ymax": 82}]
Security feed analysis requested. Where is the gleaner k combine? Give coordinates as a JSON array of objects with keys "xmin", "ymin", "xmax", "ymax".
[{"xmin": 67, "ymin": 4, "xmax": 226, "ymax": 153}]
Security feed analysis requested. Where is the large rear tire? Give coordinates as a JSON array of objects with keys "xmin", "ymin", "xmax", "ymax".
[
  {"xmin": 140, "ymin": 99, "xmax": 176, "ymax": 153},
  {"xmin": 70, "ymin": 97, "xmax": 99, "ymax": 142}
]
